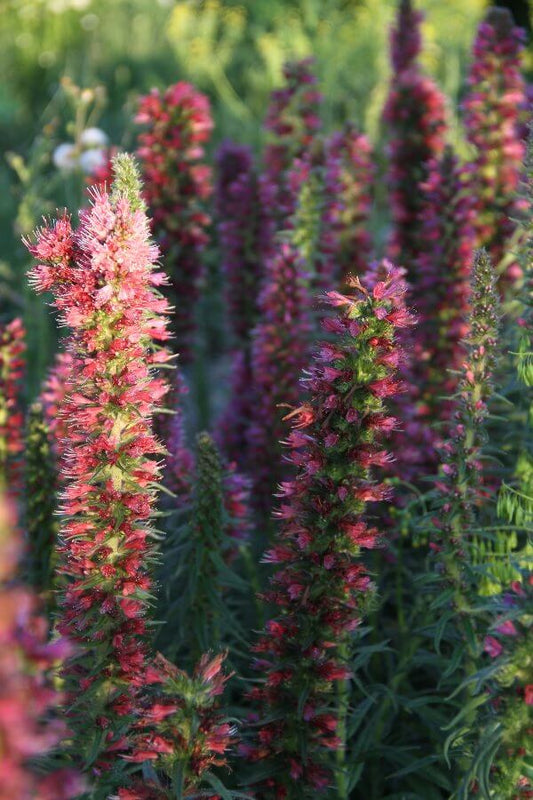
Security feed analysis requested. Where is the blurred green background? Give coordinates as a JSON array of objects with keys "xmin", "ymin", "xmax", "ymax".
[{"xmin": 0, "ymin": 0, "xmax": 530, "ymax": 397}]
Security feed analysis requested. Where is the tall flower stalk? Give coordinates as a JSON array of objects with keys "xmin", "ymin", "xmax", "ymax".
[
  {"xmin": 242, "ymin": 264, "xmax": 414, "ymax": 797},
  {"xmin": 326, "ymin": 125, "xmax": 374, "ymax": 287},
  {"xmin": 136, "ymin": 82, "xmax": 213, "ymax": 360},
  {"xmin": 216, "ymin": 141, "xmax": 267, "ymax": 345},
  {"xmin": 428, "ymin": 251, "xmax": 501, "ymax": 793},
  {"xmin": 462, "ymin": 7, "xmax": 527, "ymax": 287},
  {"xmin": 25, "ymin": 154, "xmax": 171, "ymax": 793},
  {"xmin": 0, "ymin": 317, "xmax": 26, "ymax": 498},
  {"xmin": 383, "ymin": 0, "xmax": 447, "ymax": 279},
  {"xmin": 249, "ymin": 240, "xmax": 312, "ymax": 518},
  {"xmin": 432, "ymin": 250, "xmax": 500, "ymax": 620},
  {"xmin": 392, "ymin": 147, "xmax": 476, "ymax": 477}
]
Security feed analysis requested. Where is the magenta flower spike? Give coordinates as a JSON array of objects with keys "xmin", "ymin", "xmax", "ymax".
[
  {"xmin": 383, "ymin": 0, "xmax": 447, "ymax": 279},
  {"xmin": 216, "ymin": 141, "xmax": 267, "ymax": 344},
  {"xmin": 462, "ymin": 7, "xmax": 527, "ymax": 288},
  {"xmin": 389, "ymin": 147, "xmax": 476, "ymax": 478},
  {"xmin": 136, "ymin": 82, "xmax": 213, "ymax": 360},
  {"xmin": 0, "ymin": 493, "xmax": 84, "ymax": 800},
  {"xmin": 242, "ymin": 264, "xmax": 415, "ymax": 796},
  {"xmin": 25, "ymin": 154, "xmax": 171, "ymax": 789},
  {"xmin": 164, "ymin": 369, "xmax": 194, "ymax": 503},
  {"xmin": 249, "ymin": 240, "xmax": 313, "ymax": 517}
]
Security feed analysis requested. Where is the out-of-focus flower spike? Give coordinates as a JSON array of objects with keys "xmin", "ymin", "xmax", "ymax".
[
  {"xmin": 462, "ymin": 7, "xmax": 527, "ymax": 288},
  {"xmin": 0, "ymin": 318, "xmax": 26, "ymax": 499},
  {"xmin": 136, "ymin": 82, "xmax": 213, "ymax": 360},
  {"xmin": 326, "ymin": 125, "xmax": 375, "ymax": 286},
  {"xmin": 383, "ymin": 0, "xmax": 447, "ymax": 279},
  {"xmin": 0, "ymin": 491, "xmax": 84, "ymax": 800},
  {"xmin": 216, "ymin": 141, "xmax": 266, "ymax": 345},
  {"xmin": 249, "ymin": 240, "xmax": 313, "ymax": 517},
  {"xmin": 242, "ymin": 262, "xmax": 414, "ymax": 796}
]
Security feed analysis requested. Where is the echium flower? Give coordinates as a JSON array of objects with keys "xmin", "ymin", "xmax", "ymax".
[
  {"xmin": 249, "ymin": 240, "xmax": 313, "ymax": 517},
  {"xmin": 25, "ymin": 153, "xmax": 171, "ymax": 792},
  {"xmin": 0, "ymin": 492, "xmax": 84, "ymax": 800},
  {"xmin": 433, "ymin": 250, "xmax": 500, "ymax": 591},
  {"xmin": 216, "ymin": 348, "xmax": 255, "ymax": 471},
  {"xmin": 242, "ymin": 264, "xmax": 415, "ymax": 797},
  {"xmin": 24, "ymin": 403, "xmax": 58, "ymax": 609},
  {"xmin": 383, "ymin": 0, "xmax": 447, "ymax": 279},
  {"xmin": 164, "ymin": 369, "xmax": 194, "ymax": 503},
  {"xmin": 393, "ymin": 147, "xmax": 476, "ymax": 477},
  {"xmin": 117, "ymin": 652, "xmax": 236, "ymax": 800},
  {"xmin": 416, "ymin": 147, "xmax": 475, "ymax": 411},
  {"xmin": 325, "ymin": 125, "xmax": 374, "ymax": 287},
  {"xmin": 262, "ymin": 57, "xmax": 323, "ymax": 230},
  {"xmin": 462, "ymin": 7, "xmax": 527, "ymax": 286},
  {"xmin": 0, "ymin": 317, "xmax": 26, "ymax": 497},
  {"xmin": 216, "ymin": 141, "xmax": 267, "ymax": 344},
  {"xmin": 136, "ymin": 81, "xmax": 213, "ymax": 360}
]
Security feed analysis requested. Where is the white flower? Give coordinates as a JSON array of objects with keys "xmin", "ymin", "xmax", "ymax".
[
  {"xmin": 79, "ymin": 148, "xmax": 107, "ymax": 175},
  {"xmin": 53, "ymin": 142, "xmax": 78, "ymax": 171},
  {"xmin": 79, "ymin": 127, "xmax": 109, "ymax": 149}
]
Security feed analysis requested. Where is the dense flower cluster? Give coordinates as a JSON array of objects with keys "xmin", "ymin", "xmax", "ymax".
[
  {"xmin": 249, "ymin": 240, "xmax": 312, "ymax": 516},
  {"xmin": 0, "ymin": 317, "xmax": 26, "ymax": 497},
  {"xmin": 462, "ymin": 7, "xmax": 527, "ymax": 286},
  {"xmin": 136, "ymin": 81, "xmax": 213, "ymax": 360},
  {"xmin": 383, "ymin": 0, "xmax": 447, "ymax": 278},
  {"xmin": 243, "ymin": 265, "xmax": 415, "ymax": 796},
  {"xmin": 216, "ymin": 141, "xmax": 268, "ymax": 344},
  {"xmin": 117, "ymin": 652, "xmax": 235, "ymax": 800},
  {"xmin": 0, "ymin": 493, "xmax": 83, "ymax": 800},
  {"xmin": 25, "ymin": 155, "xmax": 171, "ymax": 789},
  {"xmin": 326, "ymin": 125, "xmax": 374, "ymax": 286}
]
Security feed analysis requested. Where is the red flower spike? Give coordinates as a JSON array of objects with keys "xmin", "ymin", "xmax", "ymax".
[{"xmin": 243, "ymin": 262, "xmax": 415, "ymax": 796}]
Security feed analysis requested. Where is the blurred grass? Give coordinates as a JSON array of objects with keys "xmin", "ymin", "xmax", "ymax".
[{"xmin": 0, "ymin": 0, "xmax": 500, "ymax": 396}]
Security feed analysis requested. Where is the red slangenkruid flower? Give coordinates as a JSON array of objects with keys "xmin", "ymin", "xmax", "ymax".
[
  {"xmin": 243, "ymin": 263, "xmax": 415, "ymax": 796},
  {"xmin": 249, "ymin": 240, "xmax": 313, "ymax": 516},
  {"xmin": 24, "ymin": 154, "xmax": 171, "ymax": 790},
  {"xmin": 0, "ymin": 317, "xmax": 26, "ymax": 498},
  {"xmin": 136, "ymin": 82, "xmax": 213, "ymax": 360}
]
